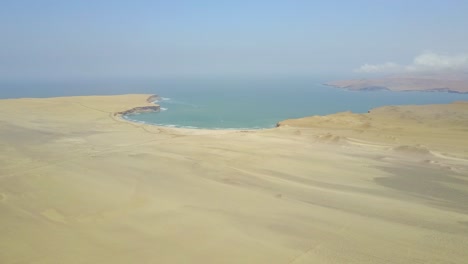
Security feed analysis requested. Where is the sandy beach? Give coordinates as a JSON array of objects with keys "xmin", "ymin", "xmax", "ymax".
[{"xmin": 1, "ymin": 94, "xmax": 467, "ymax": 263}]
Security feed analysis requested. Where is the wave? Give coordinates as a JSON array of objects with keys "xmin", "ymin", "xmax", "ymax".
[
  {"xmin": 160, "ymin": 107, "xmax": 168, "ymax": 111},
  {"xmin": 148, "ymin": 97, "xmax": 170, "ymax": 103},
  {"xmin": 135, "ymin": 121, "xmax": 268, "ymax": 130},
  {"xmin": 122, "ymin": 117, "xmax": 149, "ymax": 125},
  {"xmin": 163, "ymin": 100, "xmax": 197, "ymax": 108},
  {"xmin": 123, "ymin": 116, "xmax": 271, "ymax": 130}
]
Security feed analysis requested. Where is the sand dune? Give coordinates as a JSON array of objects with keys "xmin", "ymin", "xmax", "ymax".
[{"xmin": 1, "ymin": 95, "xmax": 467, "ymax": 263}]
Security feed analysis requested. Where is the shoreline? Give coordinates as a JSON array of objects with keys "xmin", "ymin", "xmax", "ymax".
[
  {"xmin": 324, "ymin": 73, "xmax": 468, "ymax": 94},
  {"xmin": 116, "ymin": 94, "xmax": 468, "ymax": 134},
  {"xmin": 324, "ymin": 82, "xmax": 468, "ymax": 94},
  {"xmin": 114, "ymin": 94, "xmax": 257, "ymax": 135},
  {"xmin": 115, "ymin": 94, "xmax": 274, "ymax": 134},
  {"xmin": 114, "ymin": 94, "xmax": 161, "ymax": 116}
]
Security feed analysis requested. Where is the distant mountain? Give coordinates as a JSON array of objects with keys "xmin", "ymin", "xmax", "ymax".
[{"xmin": 325, "ymin": 72, "xmax": 468, "ymax": 93}]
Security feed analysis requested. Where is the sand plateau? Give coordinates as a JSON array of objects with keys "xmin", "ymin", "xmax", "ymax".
[{"xmin": 1, "ymin": 94, "xmax": 467, "ymax": 263}]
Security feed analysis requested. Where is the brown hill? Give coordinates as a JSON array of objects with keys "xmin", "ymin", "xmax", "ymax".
[{"xmin": 326, "ymin": 72, "xmax": 468, "ymax": 93}]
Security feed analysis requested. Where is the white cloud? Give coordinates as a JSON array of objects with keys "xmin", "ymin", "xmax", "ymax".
[
  {"xmin": 407, "ymin": 52, "xmax": 468, "ymax": 71},
  {"xmin": 355, "ymin": 52, "xmax": 468, "ymax": 73},
  {"xmin": 355, "ymin": 62, "xmax": 402, "ymax": 73}
]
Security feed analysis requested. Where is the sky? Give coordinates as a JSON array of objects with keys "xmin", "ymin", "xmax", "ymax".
[{"xmin": 1, "ymin": 0, "xmax": 468, "ymax": 81}]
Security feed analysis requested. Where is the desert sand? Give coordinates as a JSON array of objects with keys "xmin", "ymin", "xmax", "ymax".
[{"xmin": 1, "ymin": 94, "xmax": 467, "ymax": 263}]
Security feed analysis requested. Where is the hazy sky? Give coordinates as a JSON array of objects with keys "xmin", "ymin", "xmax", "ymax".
[{"xmin": 1, "ymin": 0, "xmax": 468, "ymax": 81}]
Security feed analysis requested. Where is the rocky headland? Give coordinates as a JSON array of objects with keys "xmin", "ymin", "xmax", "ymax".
[
  {"xmin": 116, "ymin": 105, "xmax": 161, "ymax": 115},
  {"xmin": 115, "ymin": 94, "xmax": 161, "ymax": 116}
]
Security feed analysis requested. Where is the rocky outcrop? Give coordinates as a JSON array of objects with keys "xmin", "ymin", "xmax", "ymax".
[
  {"xmin": 114, "ymin": 95, "xmax": 161, "ymax": 116},
  {"xmin": 117, "ymin": 105, "xmax": 160, "ymax": 116}
]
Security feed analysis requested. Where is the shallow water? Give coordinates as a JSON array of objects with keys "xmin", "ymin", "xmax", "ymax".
[
  {"xmin": 123, "ymin": 79, "xmax": 468, "ymax": 129},
  {"xmin": 2, "ymin": 78, "xmax": 468, "ymax": 129}
]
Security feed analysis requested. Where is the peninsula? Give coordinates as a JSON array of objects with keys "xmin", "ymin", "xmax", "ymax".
[{"xmin": 326, "ymin": 72, "xmax": 468, "ymax": 93}]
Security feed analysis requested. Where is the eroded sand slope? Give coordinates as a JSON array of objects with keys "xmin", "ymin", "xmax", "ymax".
[{"xmin": 0, "ymin": 95, "xmax": 467, "ymax": 263}]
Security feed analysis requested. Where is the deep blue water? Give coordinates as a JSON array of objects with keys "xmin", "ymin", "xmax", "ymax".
[{"xmin": 2, "ymin": 78, "xmax": 468, "ymax": 129}]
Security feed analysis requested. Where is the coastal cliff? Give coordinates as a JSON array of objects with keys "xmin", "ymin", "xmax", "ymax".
[
  {"xmin": 115, "ymin": 94, "xmax": 161, "ymax": 116},
  {"xmin": 116, "ymin": 105, "xmax": 161, "ymax": 115}
]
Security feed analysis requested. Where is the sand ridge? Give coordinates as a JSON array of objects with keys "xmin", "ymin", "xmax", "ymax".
[{"xmin": 0, "ymin": 94, "xmax": 467, "ymax": 263}]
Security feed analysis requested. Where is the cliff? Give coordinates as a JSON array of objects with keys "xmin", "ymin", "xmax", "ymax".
[
  {"xmin": 116, "ymin": 105, "xmax": 160, "ymax": 115},
  {"xmin": 115, "ymin": 94, "xmax": 160, "ymax": 116}
]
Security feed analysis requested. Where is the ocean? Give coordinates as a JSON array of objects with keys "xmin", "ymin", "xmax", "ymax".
[{"xmin": 2, "ymin": 78, "xmax": 468, "ymax": 129}]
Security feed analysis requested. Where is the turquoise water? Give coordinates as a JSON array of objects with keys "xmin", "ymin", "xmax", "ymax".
[
  {"xmin": 123, "ymin": 79, "xmax": 468, "ymax": 129},
  {"xmin": 2, "ymin": 78, "xmax": 467, "ymax": 130}
]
